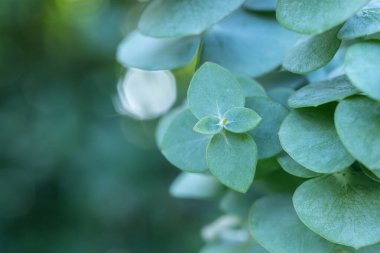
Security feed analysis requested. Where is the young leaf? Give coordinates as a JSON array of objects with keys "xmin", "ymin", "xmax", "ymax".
[
  {"xmin": 338, "ymin": 7, "xmax": 380, "ymax": 40},
  {"xmin": 293, "ymin": 171, "xmax": 380, "ymax": 249},
  {"xmin": 207, "ymin": 131, "xmax": 257, "ymax": 193},
  {"xmin": 117, "ymin": 31, "xmax": 200, "ymax": 70},
  {"xmin": 188, "ymin": 62, "xmax": 244, "ymax": 119},
  {"xmin": 283, "ymin": 27, "xmax": 341, "ymax": 74},
  {"xmin": 244, "ymin": 0, "xmax": 277, "ymax": 11},
  {"xmin": 288, "ymin": 75, "xmax": 358, "ymax": 108},
  {"xmin": 246, "ymin": 96, "xmax": 288, "ymax": 159},
  {"xmin": 237, "ymin": 77, "xmax": 267, "ymax": 98},
  {"xmin": 201, "ymin": 10, "xmax": 298, "ymax": 77},
  {"xmin": 138, "ymin": 0, "xmax": 245, "ymax": 37},
  {"xmin": 194, "ymin": 115, "xmax": 222, "ymax": 135},
  {"xmin": 335, "ymin": 97, "xmax": 380, "ymax": 170},
  {"xmin": 345, "ymin": 42, "xmax": 380, "ymax": 101},
  {"xmin": 169, "ymin": 172, "xmax": 223, "ymax": 199},
  {"xmin": 276, "ymin": 0, "xmax": 370, "ymax": 34},
  {"xmin": 250, "ymin": 195, "xmax": 335, "ymax": 253},
  {"xmin": 279, "ymin": 105, "xmax": 355, "ymax": 173},
  {"xmin": 277, "ymin": 153, "xmax": 321, "ymax": 178},
  {"xmin": 223, "ymin": 107, "xmax": 262, "ymax": 133},
  {"xmin": 161, "ymin": 109, "xmax": 211, "ymax": 172}
]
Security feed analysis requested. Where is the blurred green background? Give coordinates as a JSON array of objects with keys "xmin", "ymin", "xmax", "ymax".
[{"xmin": 0, "ymin": 0, "xmax": 218, "ymax": 252}]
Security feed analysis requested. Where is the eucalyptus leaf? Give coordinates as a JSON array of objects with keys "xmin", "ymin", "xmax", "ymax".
[
  {"xmin": 288, "ymin": 76, "xmax": 358, "ymax": 108},
  {"xmin": 293, "ymin": 171, "xmax": 380, "ymax": 249},
  {"xmin": 357, "ymin": 243, "xmax": 380, "ymax": 253},
  {"xmin": 276, "ymin": 0, "xmax": 370, "ymax": 34},
  {"xmin": 170, "ymin": 172, "xmax": 224, "ymax": 199},
  {"xmin": 161, "ymin": 109, "xmax": 211, "ymax": 172},
  {"xmin": 277, "ymin": 153, "xmax": 320, "ymax": 178},
  {"xmin": 338, "ymin": 7, "xmax": 380, "ymax": 40},
  {"xmin": 223, "ymin": 107, "xmax": 262, "ymax": 133},
  {"xmin": 188, "ymin": 62, "xmax": 244, "ymax": 119},
  {"xmin": 237, "ymin": 77, "xmax": 267, "ymax": 98},
  {"xmin": 335, "ymin": 97, "xmax": 380, "ymax": 170},
  {"xmin": 249, "ymin": 195, "xmax": 335, "ymax": 253},
  {"xmin": 138, "ymin": 0, "xmax": 245, "ymax": 37},
  {"xmin": 246, "ymin": 96, "xmax": 288, "ymax": 159},
  {"xmin": 279, "ymin": 105, "xmax": 354, "ymax": 173},
  {"xmin": 345, "ymin": 42, "xmax": 380, "ymax": 101},
  {"xmin": 220, "ymin": 189, "xmax": 262, "ymax": 218},
  {"xmin": 116, "ymin": 31, "xmax": 200, "ymax": 70},
  {"xmin": 194, "ymin": 115, "xmax": 222, "ymax": 135},
  {"xmin": 283, "ymin": 27, "xmax": 341, "ymax": 74},
  {"xmin": 267, "ymin": 88, "xmax": 294, "ymax": 107},
  {"xmin": 156, "ymin": 105, "xmax": 186, "ymax": 147},
  {"xmin": 201, "ymin": 10, "xmax": 298, "ymax": 77},
  {"xmin": 244, "ymin": 0, "xmax": 277, "ymax": 11},
  {"xmin": 207, "ymin": 131, "xmax": 257, "ymax": 193}
]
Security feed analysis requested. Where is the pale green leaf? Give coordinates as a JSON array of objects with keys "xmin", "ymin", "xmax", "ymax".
[
  {"xmin": 335, "ymin": 96, "xmax": 380, "ymax": 170},
  {"xmin": 249, "ymin": 195, "xmax": 335, "ymax": 253},
  {"xmin": 246, "ymin": 96, "xmax": 288, "ymax": 159},
  {"xmin": 170, "ymin": 172, "xmax": 223, "ymax": 199},
  {"xmin": 188, "ymin": 62, "xmax": 244, "ymax": 119},
  {"xmin": 201, "ymin": 10, "xmax": 298, "ymax": 77},
  {"xmin": 223, "ymin": 107, "xmax": 262, "ymax": 133},
  {"xmin": 207, "ymin": 131, "xmax": 257, "ymax": 193},
  {"xmin": 288, "ymin": 76, "xmax": 358, "ymax": 108},
  {"xmin": 156, "ymin": 105, "xmax": 186, "ymax": 147},
  {"xmin": 345, "ymin": 42, "xmax": 380, "ymax": 101},
  {"xmin": 237, "ymin": 77, "xmax": 267, "ymax": 98},
  {"xmin": 194, "ymin": 115, "xmax": 222, "ymax": 135},
  {"xmin": 117, "ymin": 31, "xmax": 200, "ymax": 70},
  {"xmin": 161, "ymin": 109, "xmax": 211, "ymax": 172},
  {"xmin": 244, "ymin": 0, "xmax": 277, "ymax": 11},
  {"xmin": 283, "ymin": 27, "xmax": 342, "ymax": 74},
  {"xmin": 267, "ymin": 88, "xmax": 294, "ymax": 107},
  {"xmin": 357, "ymin": 243, "xmax": 380, "ymax": 253},
  {"xmin": 276, "ymin": 0, "xmax": 370, "ymax": 34},
  {"xmin": 293, "ymin": 171, "xmax": 380, "ymax": 249},
  {"xmin": 277, "ymin": 153, "xmax": 321, "ymax": 178},
  {"xmin": 279, "ymin": 105, "xmax": 354, "ymax": 173},
  {"xmin": 138, "ymin": 0, "xmax": 245, "ymax": 37}
]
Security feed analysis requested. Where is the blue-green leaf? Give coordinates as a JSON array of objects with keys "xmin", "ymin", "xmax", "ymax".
[
  {"xmin": 288, "ymin": 76, "xmax": 358, "ymax": 108},
  {"xmin": 138, "ymin": 0, "xmax": 245, "ymax": 37},
  {"xmin": 188, "ymin": 62, "xmax": 244, "ymax": 119},
  {"xmin": 207, "ymin": 131, "xmax": 257, "ymax": 193},
  {"xmin": 277, "ymin": 153, "xmax": 321, "ymax": 178},
  {"xmin": 161, "ymin": 109, "xmax": 211, "ymax": 172},
  {"xmin": 223, "ymin": 107, "xmax": 262, "ymax": 133},
  {"xmin": 283, "ymin": 27, "xmax": 342, "ymax": 74},
  {"xmin": 246, "ymin": 96, "xmax": 288, "ymax": 159},
  {"xmin": 293, "ymin": 171, "xmax": 380, "ymax": 249},
  {"xmin": 237, "ymin": 77, "xmax": 267, "ymax": 98},
  {"xmin": 249, "ymin": 195, "xmax": 335, "ymax": 253},
  {"xmin": 244, "ymin": 0, "xmax": 277, "ymax": 11},
  {"xmin": 345, "ymin": 42, "xmax": 380, "ymax": 101},
  {"xmin": 279, "ymin": 105, "xmax": 354, "ymax": 173},
  {"xmin": 194, "ymin": 115, "xmax": 222, "ymax": 135}
]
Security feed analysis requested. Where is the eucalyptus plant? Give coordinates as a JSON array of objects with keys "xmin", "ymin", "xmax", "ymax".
[{"xmin": 117, "ymin": 0, "xmax": 380, "ymax": 252}]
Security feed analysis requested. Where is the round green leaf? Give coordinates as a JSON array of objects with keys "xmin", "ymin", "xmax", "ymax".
[
  {"xmin": 161, "ymin": 109, "xmax": 211, "ymax": 172},
  {"xmin": 335, "ymin": 97, "xmax": 380, "ymax": 170},
  {"xmin": 156, "ymin": 105, "xmax": 186, "ymax": 147},
  {"xmin": 283, "ymin": 27, "xmax": 342, "ymax": 74},
  {"xmin": 293, "ymin": 171, "xmax": 380, "ymax": 249},
  {"xmin": 116, "ymin": 31, "xmax": 200, "ymax": 70},
  {"xmin": 246, "ymin": 96, "xmax": 288, "ymax": 159},
  {"xmin": 338, "ymin": 6, "xmax": 380, "ymax": 40},
  {"xmin": 188, "ymin": 62, "xmax": 244, "ymax": 119},
  {"xmin": 357, "ymin": 243, "xmax": 380, "ymax": 253},
  {"xmin": 276, "ymin": 0, "xmax": 370, "ymax": 34},
  {"xmin": 170, "ymin": 172, "xmax": 223, "ymax": 199},
  {"xmin": 223, "ymin": 107, "xmax": 262, "ymax": 133},
  {"xmin": 267, "ymin": 88, "xmax": 294, "ymax": 107},
  {"xmin": 249, "ymin": 195, "xmax": 335, "ymax": 253},
  {"xmin": 194, "ymin": 115, "xmax": 222, "ymax": 135},
  {"xmin": 277, "ymin": 153, "xmax": 321, "ymax": 178},
  {"xmin": 207, "ymin": 131, "xmax": 257, "ymax": 193},
  {"xmin": 237, "ymin": 77, "xmax": 267, "ymax": 98},
  {"xmin": 138, "ymin": 0, "xmax": 245, "ymax": 37},
  {"xmin": 244, "ymin": 0, "xmax": 277, "ymax": 11},
  {"xmin": 288, "ymin": 75, "xmax": 358, "ymax": 108},
  {"xmin": 279, "ymin": 105, "xmax": 355, "ymax": 173},
  {"xmin": 201, "ymin": 10, "xmax": 298, "ymax": 77},
  {"xmin": 345, "ymin": 42, "xmax": 380, "ymax": 101}
]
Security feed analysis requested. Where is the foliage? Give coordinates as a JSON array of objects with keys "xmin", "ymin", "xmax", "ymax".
[{"xmin": 117, "ymin": 0, "xmax": 380, "ymax": 252}]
